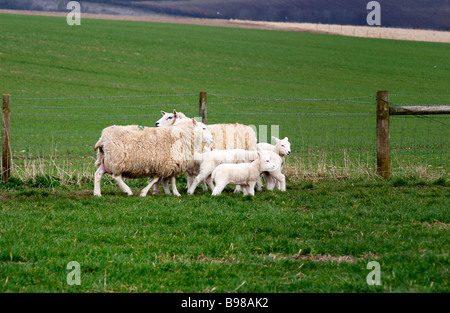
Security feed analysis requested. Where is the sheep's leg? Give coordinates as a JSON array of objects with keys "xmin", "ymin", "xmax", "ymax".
[
  {"xmin": 240, "ymin": 185, "xmax": 248, "ymax": 195},
  {"xmin": 152, "ymin": 181, "xmax": 160, "ymax": 195},
  {"xmin": 162, "ymin": 177, "xmax": 171, "ymax": 195},
  {"xmin": 140, "ymin": 176, "xmax": 160, "ymax": 197},
  {"xmin": 94, "ymin": 165, "xmax": 105, "ymax": 196},
  {"xmin": 113, "ymin": 174, "xmax": 133, "ymax": 196},
  {"xmin": 171, "ymin": 176, "xmax": 181, "ymax": 197},
  {"xmin": 202, "ymin": 180, "xmax": 208, "ymax": 191},
  {"xmin": 233, "ymin": 185, "xmax": 242, "ymax": 193}
]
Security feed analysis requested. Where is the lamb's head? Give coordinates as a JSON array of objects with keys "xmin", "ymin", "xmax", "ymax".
[
  {"xmin": 257, "ymin": 150, "xmax": 276, "ymax": 172},
  {"xmin": 155, "ymin": 109, "xmax": 188, "ymax": 127},
  {"xmin": 272, "ymin": 136, "xmax": 291, "ymax": 156}
]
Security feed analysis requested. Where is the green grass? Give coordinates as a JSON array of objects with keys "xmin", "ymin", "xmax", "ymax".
[
  {"xmin": 0, "ymin": 177, "xmax": 449, "ymax": 292},
  {"xmin": 0, "ymin": 13, "xmax": 449, "ymax": 293}
]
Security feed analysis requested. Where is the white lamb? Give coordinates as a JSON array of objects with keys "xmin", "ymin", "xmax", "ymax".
[
  {"xmin": 211, "ymin": 150, "xmax": 276, "ymax": 196},
  {"xmin": 187, "ymin": 148, "xmax": 260, "ymax": 195},
  {"xmin": 93, "ymin": 118, "xmax": 214, "ymax": 197},
  {"xmin": 257, "ymin": 136, "xmax": 291, "ymax": 191}
]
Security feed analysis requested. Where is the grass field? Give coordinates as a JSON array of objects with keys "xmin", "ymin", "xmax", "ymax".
[
  {"xmin": 1, "ymin": 177, "xmax": 449, "ymax": 292},
  {"xmin": 0, "ymin": 13, "xmax": 449, "ymax": 293}
]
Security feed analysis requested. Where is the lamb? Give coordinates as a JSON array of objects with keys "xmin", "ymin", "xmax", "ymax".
[
  {"xmin": 211, "ymin": 150, "xmax": 276, "ymax": 196},
  {"xmin": 257, "ymin": 136, "xmax": 291, "ymax": 191},
  {"xmin": 187, "ymin": 148, "xmax": 260, "ymax": 195},
  {"xmin": 93, "ymin": 118, "xmax": 214, "ymax": 197}
]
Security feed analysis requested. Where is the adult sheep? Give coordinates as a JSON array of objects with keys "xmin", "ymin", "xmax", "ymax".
[
  {"xmin": 155, "ymin": 110, "xmax": 257, "ymax": 151},
  {"xmin": 93, "ymin": 118, "xmax": 214, "ymax": 197}
]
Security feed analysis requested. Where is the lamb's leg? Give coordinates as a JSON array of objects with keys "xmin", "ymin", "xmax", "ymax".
[
  {"xmin": 202, "ymin": 180, "xmax": 208, "ymax": 191},
  {"xmin": 113, "ymin": 174, "xmax": 133, "ymax": 196},
  {"xmin": 206, "ymin": 176, "xmax": 214, "ymax": 191},
  {"xmin": 233, "ymin": 185, "xmax": 242, "ymax": 193},
  {"xmin": 171, "ymin": 176, "xmax": 181, "ymax": 197},
  {"xmin": 256, "ymin": 175, "xmax": 263, "ymax": 191},
  {"xmin": 94, "ymin": 165, "xmax": 105, "ymax": 196},
  {"xmin": 247, "ymin": 181, "xmax": 256, "ymax": 196},
  {"xmin": 186, "ymin": 174, "xmax": 193, "ymax": 190},
  {"xmin": 140, "ymin": 176, "xmax": 160, "ymax": 197},
  {"xmin": 264, "ymin": 173, "xmax": 276, "ymax": 191},
  {"xmin": 153, "ymin": 181, "xmax": 160, "ymax": 195},
  {"xmin": 240, "ymin": 184, "xmax": 248, "ymax": 195},
  {"xmin": 212, "ymin": 180, "xmax": 226, "ymax": 196},
  {"xmin": 272, "ymin": 172, "xmax": 286, "ymax": 191},
  {"xmin": 187, "ymin": 170, "xmax": 211, "ymax": 195}
]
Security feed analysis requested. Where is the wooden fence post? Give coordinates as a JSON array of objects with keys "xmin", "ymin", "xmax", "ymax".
[
  {"xmin": 199, "ymin": 91, "xmax": 207, "ymax": 124},
  {"xmin": 376, "ymin": 90, "xmax": 390, "ymax": 179},
  {"xmin": 2, "ymin": 94, "xmax": 11, "ymax": 182}
]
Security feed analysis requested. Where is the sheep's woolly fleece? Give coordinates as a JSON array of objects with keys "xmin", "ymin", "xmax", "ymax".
[{"xmin": 94, "ymin": 119, "xmax": 203, "ymax": 178}]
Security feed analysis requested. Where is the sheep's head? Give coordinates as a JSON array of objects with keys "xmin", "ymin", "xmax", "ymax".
[
  {"xmin": 155, "ymin": 109, "xmax": 187, "ymax": 127},
  {"xmin": 195, "ymin": 120, "xmax": 214, "ymax": 145},
  {"xmin": 272, "ymin": 136, "xmax": 291, "ymax": 156},
  {"xmin": 257, "ymin": 150, "xmax": 276, "ymax": 172}
]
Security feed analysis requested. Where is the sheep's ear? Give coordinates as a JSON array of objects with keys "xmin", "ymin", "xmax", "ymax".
[
  {"xmin": 257, "ymin": 151, "xmax": 261, "ymax": 158},
  {"xmin": 272, "ymin": 136, "xmax": 279, "ymax": 143},
  {"xmin": 284, "ymin": 137, "xmax": 288, "ymax": 141},
  {"xmin": 161, "ymin": 110, "xmax": 167, "ymax": 116},
  {"xmin": 192, "ymin": 118, "xmax": 197, "ymax": 125},
  {"xmin": 173, "ymin": 109, "xmax": 177, "ymax": 116}
]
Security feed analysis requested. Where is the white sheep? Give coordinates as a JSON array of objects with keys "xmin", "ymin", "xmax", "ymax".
[
  {"xmin": 187, "ymin": 148, "xmax": 260, "ymax": 195},
  {"xmin": 93, "ymin": 118, "xmax": 214, "ymax": 197},
  {"xmin": 257, "ymin": 136, "xmax": 291, "ymax": 191},
  {"xmin": 211, "ymin": 150, "xmax": 276, "ymax": 196},
  {"xmin": 155, "ymin": 110, "xmax": 257, "ymax": 150}
]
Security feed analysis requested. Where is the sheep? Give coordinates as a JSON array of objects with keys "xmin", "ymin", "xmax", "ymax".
[
  {"xmin": 211, "ymin": 150, "xmax": 276, "ymax": 196},
  {"xmin": 186, "ymin": 148, "xmax": 260, "ymax": 195},
  {"xmin": 155, "ymin": 110, "xmax": 258, "ymax": 192},
  {"xmin": 93, "ymin": 118, "xmax": 214, "ymax": 197},
  {"xmin": 257, "ymin": 136, "xmax": 291, "ymax": 191},
  {"xmin": 155, "ymin": 110, "xmax": 257, "ymax": 151}
]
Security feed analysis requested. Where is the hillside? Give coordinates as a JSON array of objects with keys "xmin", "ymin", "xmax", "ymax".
[{"xmin": 1, "ymin": 0, "xmax": 449, "ymax": 30}]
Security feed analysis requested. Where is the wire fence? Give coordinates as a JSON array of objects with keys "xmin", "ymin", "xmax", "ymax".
[{"xmin": 4, "ymin": 92, "xmax": 450, "ymax": 182}]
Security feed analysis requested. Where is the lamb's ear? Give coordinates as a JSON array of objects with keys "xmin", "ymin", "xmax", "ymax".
[
  {"xmin": 272, "ymin": 136, "xmax": 279, "ymax": 143},
  {"xmin": 257, "ymin": 151, "xmax": 261, "ymax": 158},
  {"xmin": 192, "ymin": 118, "xmax": 197, "ymax": 125},
  {"xmin": 161, "ymin": 110, "xmax": 167, "ymax": 116},
  {"xmin": 284, "ymin": 137, "xmax": 288, "ymax": 141},
  {"xmin": 173, "ymin": 109, "xmax": 177, "ymax": 117}
]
